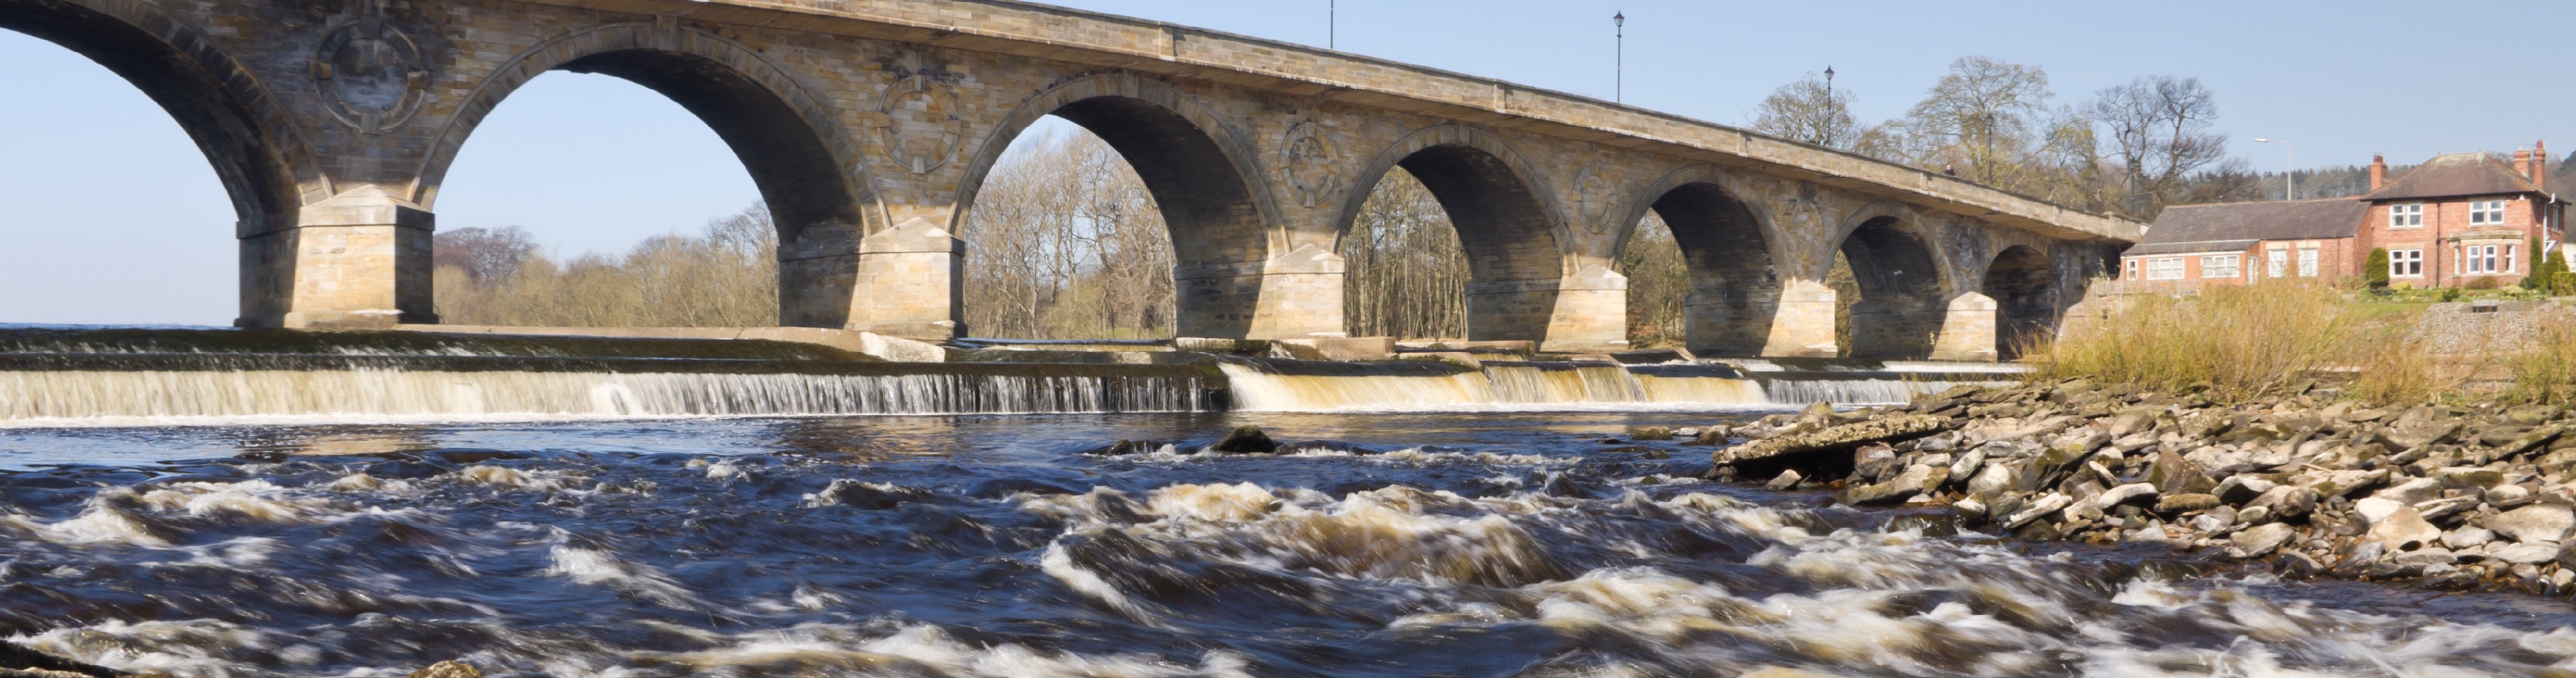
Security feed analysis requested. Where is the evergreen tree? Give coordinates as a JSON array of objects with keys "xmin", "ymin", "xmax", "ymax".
[{"xmin": 2365, "ymin": 247, "xmax": 2389, "ymax": 289}]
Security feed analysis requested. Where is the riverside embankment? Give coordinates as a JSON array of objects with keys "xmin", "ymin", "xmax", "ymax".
[{"xmin": 1698, "ymin": 379, "xmax": 2576, "ymax": 598}]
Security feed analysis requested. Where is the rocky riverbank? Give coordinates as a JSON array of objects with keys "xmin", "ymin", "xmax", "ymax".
[{"xmin": 1695, "ymin": 379, "xmax": 2576, "ymax": 595}]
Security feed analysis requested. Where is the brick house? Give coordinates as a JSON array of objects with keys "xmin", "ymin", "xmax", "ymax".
[
  {"xmin": 2118, "ymin": 198, "xmax": 2366, "ymax": 291},
  {"xmin": 2355, "ymin": 144, "xmax": 2567, "ymax": 288},
  {"xmin": 2119, "ymin": 143, "xmax": 2568, "ymax": 290}
]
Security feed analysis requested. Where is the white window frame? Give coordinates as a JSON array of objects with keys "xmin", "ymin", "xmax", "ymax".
[
  {"xmin": 2470, "ymin": 199, "xmax": 2508, "ymax": 226},
  {"xmin": 2144, "ymin": 258, "xmax": 2185, "ymax": 280},
  {"xmin": 2389, "ymin": 202, "xmax": 2425, "ymax": 229},
  {"xmin": 2297, "ymin": 246, "xmax": 2319, "ymax": 277},
  {"xmin": 2391, "ymin": 249, "xmax": 2424, "ymax": 277},
  {"xmin": 2267, "ymin": 247, "xmax": 2289, "ymax": 278},
  {"xmin": 2124, "ymin": 259, "xmax": 2139, "ymax": 280},
  {"xmin": 2200, "ymin": 254, "xmax": 2239, "ymax": 278},
  {"xmin": 2462, "ymin": 244, "xmax": 2502, "ymax": 275}
]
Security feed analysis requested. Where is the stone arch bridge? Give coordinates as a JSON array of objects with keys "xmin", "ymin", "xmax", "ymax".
[{"xmin": 3, "ymin": 0, "xmax": 2141, "ymax": 359}]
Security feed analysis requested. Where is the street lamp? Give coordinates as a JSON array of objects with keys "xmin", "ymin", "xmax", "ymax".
[
  {"xmin": 1821, "ymin": 65, "xmax": 1835, "ymax": 146},
  {"xmin": 1612, "ymin": 11, "xmax": 1624, "ymax": 102},
  {"xmin": 2254, "ymin": 138, "xmax": 2294, "ymax": 200},
  {"xmin": 1328, "ymin": 0, "xmax": 1334, "ymax": 50}
]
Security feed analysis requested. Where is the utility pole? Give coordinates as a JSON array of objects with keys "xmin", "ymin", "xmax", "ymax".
[
  {"xmin": 2254, "ymin": 138, "xmax": 2294, "ymax": 200},
  {"xmin": 1328, "ymin": 0, "xmax": 1335, "ymax": 49},
  {"xmin": 1612, "ymin": 11, "xmax": 1624, "ymax": 103}
]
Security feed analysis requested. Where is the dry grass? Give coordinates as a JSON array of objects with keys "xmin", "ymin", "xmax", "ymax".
[
  {"xmin": 2508, "ymin": 313, "xmax": 2576, "ymax": 405},
  {"xmin": 2040, "ymin": 282, "xmax": 2358, "ymax": 401},
  {"xmin": 2039, "ymin": 280, "xmax": 2576, "ymax": 405}
]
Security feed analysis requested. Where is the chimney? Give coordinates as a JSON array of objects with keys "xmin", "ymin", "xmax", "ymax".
[
  {"xmin": 2369, "ymin": 155, "xmax": 2387, "ymax": 191},
  {"xmin": 2516, "ymin": 149, "xmax": 2535, "ymax": 184},
  {"xmin": 2537, "ymin": 140, "xmax": 2551, "ymax": 191}
]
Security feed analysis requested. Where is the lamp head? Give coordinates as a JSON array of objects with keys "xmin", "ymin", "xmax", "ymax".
[
  {"xmin": 1824, "ymin": 66, "xmax": 1834, "ymax": 79},
  {"xmin": 2254, "ymin": 138, "xmax": 2273, "ymax": 143},
  {"xmin": 1613, "ymin": 11, "xmax": 1624, "ymax": 26}
]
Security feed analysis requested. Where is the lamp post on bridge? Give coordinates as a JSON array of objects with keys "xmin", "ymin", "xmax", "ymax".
[
  {"xmin": 2254, "ymin": 137, "xmax": 2294, "ymax": 200},
  {"xmin": 1822, "ymin": 65, "xmax": 1835, "ymax": 148},
  {"xmin": 1612, "ymin": 11, "xmax": 1624, "ymax": 103}
]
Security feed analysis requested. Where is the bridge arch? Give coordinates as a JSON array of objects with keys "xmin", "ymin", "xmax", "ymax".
[
  {"xmin": 413, "ymin": 21, "xmax": 878, "ymax": 327},
  {"xmin": 1831, "ymin": 202, "xmax": 1956, "ymax": 359},
  {"xmin": 2, "ymin": 0, "xmax": 340, "ymax": 327},
  {"xmin": 1336, "ymin": 124, "xmax": 1573, "ymax": 343},
  {"xmin": 953, "ymin": 72, "xmax": 1283, "ymax": 338},
  {"xmin": 1979, "ymin": 244, "xmax": 2056, "ymax": 359},
  {"xmin": 1613, "ymin": 165, "xmax": 1787, "ymax": 355}
]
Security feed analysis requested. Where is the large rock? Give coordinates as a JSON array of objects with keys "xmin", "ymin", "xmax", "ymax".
[
  {"xmin": 1207, "ymin": 426, "xmax": 1280, "ymax": 454},
  {"xmin": 2355, "ymin": 498, "xmax": 2443, "ymax": 551},
  {"xmin": 407, "ymin": 662, "xmax": 484, "ymax": 678},
  {"xmin": 2231, "ymin": 522, "xmax": 2296, "ymax": 557},
  {"xmin": 2490, "ymin": 542, "xmax": 2562, "ymax": 564},
  {"xmin": 1709, "ymin": 415, "xmax": 1953, "ymax": 467},
  {"xmin": 2155, "ymin": 493, "xmax": 2221, "ymax": 514},
  {"xmin": 2486, "ymin": 504, "xmax": 2576, "ymax": 543},
  {"xmin": 2243, "ymin": 485, "xmax": 2319, "ymax": 521},
  {"xmin": 2146, "ymin": 448, "xmax": 2212, "ymax": 495},
  {"xmin": 2369, "ymin": 478, "xmax": 2443, "ymax": 506},
  {"xmin": 1837, "ymin": 464, "xmax": 1947, "ymax": 505}
]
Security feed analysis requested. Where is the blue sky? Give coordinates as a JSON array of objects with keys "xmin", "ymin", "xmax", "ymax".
[{"xmin": 1, "ymin": 0, "xmax": 2568, "ymax": 325}]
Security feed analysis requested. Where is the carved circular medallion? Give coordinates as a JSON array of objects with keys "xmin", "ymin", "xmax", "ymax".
[
  {"xmin": 311, "ymin": 18, "xmax": 426, "ymax": 133},
  {"xmin": 1280, "ymin": 119, "xmax": 1342, "ymax": 208},
  {"xmin": 880, "ymin": 75, "xmax": 964, "ymax": 174},
  {"xmin": 1573, "ymin": 161, "xmax": 1617, "ymax": 234}
]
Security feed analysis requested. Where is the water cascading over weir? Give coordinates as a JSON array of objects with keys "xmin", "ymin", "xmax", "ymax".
[{"xmin": 0, "ymin": 327, "xmax": 2018, "ymax": 426}]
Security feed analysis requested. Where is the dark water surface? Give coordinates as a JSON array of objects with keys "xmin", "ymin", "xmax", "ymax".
[{"xmin": 5, "ymin": 413, "xmax": 2575, "ymax": 677}]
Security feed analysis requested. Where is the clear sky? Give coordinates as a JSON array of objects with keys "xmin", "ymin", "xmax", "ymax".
[{"xmin": 1, "ymin": 0, "xmax": 2568, "ymax": 325}]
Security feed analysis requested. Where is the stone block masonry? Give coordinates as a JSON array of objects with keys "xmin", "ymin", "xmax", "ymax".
[{"xmin": 9, "ymin": 0, "xmax": 2137, "ymax": 360}]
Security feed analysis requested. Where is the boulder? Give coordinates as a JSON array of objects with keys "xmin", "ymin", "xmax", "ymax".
[
  {"xmin": 2442, "ymin": 526, "xmax": 2494, "ymax": 549},
  {"xmin": 2486, "ymin": 504, "xmax": 2576, "ymax": 543},
  {"xmin": 2369, "ymin": 478, "xmax": 2443, "ymax": 506},
  {"xmin": 1709, "ymin": 415, "xmax": 1954, "ymax": 467},
  {"xmin": 2214, "ymin": 476, "xmax": 2278, "ymax": 505},
  {"xmin": 2231, "ymin": 522, "xmax": 2296, "ymax": 557},
  {"xmin": 1999, "ymin": 493, "xmax": 2073, "ymax": 530},
  {"xmin": 2355, "ymin": 498, "xmax": 2443, "ymax": 551},
  {"xmin": 2146, "ymin": 448, "xmax": 2212, "ymax": 495},
  {"xmin": 1966, "ymin": 463, "xmax": 2018, "ymax": 502},
  {"xmin": 1207, "ymin": 426, "xmax": 1280, "ymax": 454},
  {"xmin": 1765, "ymin": 468, "xmax": 1803, "ymax": 492},
  {"xmin": 1839, "ymin": 464, "xmax": 1947, "ymax": 506},
  {"xmin": 2155, "ymin": 493, "xmax": 2221, "ymax": 514},
  {"xmin": 2243, "ymin": 485, "xmax": 2319, "ymax": 521},
  {"xmin": 2435, "ymin": 467, "xmax": 2506, "ymax": 489},
  {"xmin": 2491, "ymin": 542, "xmax": 2560, "ymax": 564},
  {"xmin": 2092, "ymin": 482, "xmax": 2159, "ymax": 510},
  {"xmin": 1948, "ymin": 448, "xmax": 1988, "ymax": 484},
  {"xmin": 407, "ymin": 662, "xmax": 483, "ymax": 678},
  {"xmin": 1628, "ymin": 426, "xmax": 1675, "ymax": 441},
  {"xmin": 1852, "ymin": 444, "xmax": 1898, "ymax": 481}
]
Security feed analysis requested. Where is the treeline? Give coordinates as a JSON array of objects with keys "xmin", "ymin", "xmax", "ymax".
[
  {"xmin": 1758, "ymin": 57, "xmax": 2263, "ymax": 219},
  {"xmin": 432, "ymin": 208, "xmax": 777, "ymax": 327}
]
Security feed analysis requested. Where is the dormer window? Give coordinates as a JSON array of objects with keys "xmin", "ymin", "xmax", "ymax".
[
  {"xmin": 2471, "ymin": 199, "xmax": 2508, "ymax": 226},
  {"xmin": 2389, "ymin": 203, "xmax": 2424, "ymax": 229}
]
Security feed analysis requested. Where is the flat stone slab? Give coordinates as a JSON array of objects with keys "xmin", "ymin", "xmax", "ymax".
[{"xmin": 1711, "ymin": 415, "xmax": 1954, "ymax": 467}]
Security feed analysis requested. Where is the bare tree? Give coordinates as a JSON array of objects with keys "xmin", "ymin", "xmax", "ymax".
[
  {"xmin": 1891, "ymin": 56, "xmax": 2053, "ymax": 183},
  {"xmin": 432, "ymin": 226, "xmax": 541, "ymax": 286},
  {"xmin": 1750, "ymin": 72, "xmax": 1885, "ymax": 154},
  {"xmin": 2090, "ymin": 75, "xmax": 2227, "ymax": 217},
  {"xmin": 1341, "ymin": 169, "xmax": 1470, "ymax": 340}
]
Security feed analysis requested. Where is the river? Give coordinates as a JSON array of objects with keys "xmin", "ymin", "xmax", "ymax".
[{"xmin": 7, "ymin": 411, "xmax": 2575, "ymax": 678}]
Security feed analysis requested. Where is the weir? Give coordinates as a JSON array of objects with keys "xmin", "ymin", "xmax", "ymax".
[{"xmin": 0, "ymin": 327, "xmax": 2012, "ymax": 425}]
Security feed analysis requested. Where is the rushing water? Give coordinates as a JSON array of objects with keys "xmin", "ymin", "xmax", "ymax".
[{"xmin": 7, "ymin": 413, "xmax": 2576, "ymax": 678}]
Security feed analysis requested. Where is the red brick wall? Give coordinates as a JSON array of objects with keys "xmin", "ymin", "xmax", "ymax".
[{"xmin": 2359, "ymin": 197, "xmax": 2551, "ymax": 288}]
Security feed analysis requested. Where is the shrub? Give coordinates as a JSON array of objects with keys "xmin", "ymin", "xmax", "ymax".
[
  {"xmin": 2365, "ymin": 247, "xmax": 2390, "ymax": 289},
  {"xmin": 2466, "ymin": 277, "xmax": 2501, "ymax": 291}
]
